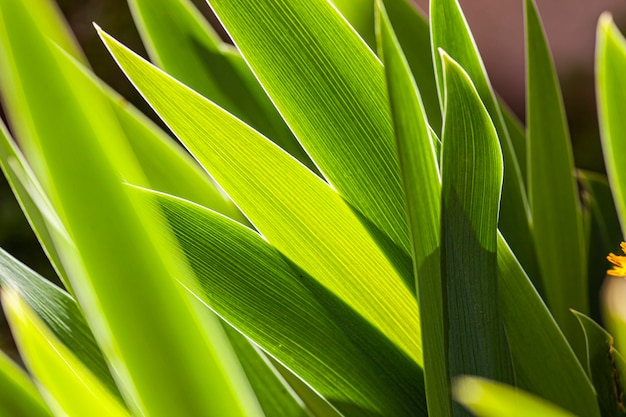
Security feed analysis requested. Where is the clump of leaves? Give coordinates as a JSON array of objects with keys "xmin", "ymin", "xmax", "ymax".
[{"xmin": 0, "ymin": 0, "xmax": 625, "ymax": 416}]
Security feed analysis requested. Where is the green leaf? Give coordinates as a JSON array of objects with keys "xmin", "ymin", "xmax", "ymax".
[
  {"xmin": 270, "ymin": 363, "xmax": 345, "ymax": 417},
  {"xmin": 0, "ymin": 247, "xmax": 119, "ymax": 397},
  {"xmin": 0, "ymin": 347, "xmax": 51, "ymax": 417},
  {"xmin": 578, "ymin": 171, "xmax": 622, "ymax": 320},
  {"xmin": 381, "ymin": 0, "xmax": 441, "ymax": 132},
  {"xmin": 99, "ymin": 29, "xmax": 422, "ymax": 368},
  {"xmin": 440, "ymin": 53, "xmax": 513, "ymax": 397},
  {"xmin": 0, "ymin": 1, "xmax": 262, "ymax": 415},
  {"xmin": 224, "ymin": 327, "xmax": 314, "ymax": 417},
  {"xmin": 0, "ymin": 120, "xmax": 70, "ymax": 290},
  {"xmin": 498, "ymin": 235, "xmax": 601, "ymax": 417},
  {"xmin": 596, "ymin": 13, "xmax": 626, "ymax": 237},
  {"xmin": 203, "ymin": 0, "xmax": 411, "ymax": 254},
  {"xmin": 453, "ymin": 377, "xmax": 578, "ymax": 417},
  {"xmin": 331, "ymin": 0, "xmax": 375, "ymax": 49},
  {"xmin": 128, "ymin": 0, "xmax": 314, "ymax": 171},
  {"xmin": 377, "ymin": 3, "xmax": 449, "ymax": 416},
  {"xmin": 572, "ymin": 311, "xmax": 626, "ymax": 417},
  {"xmin": 501, "ymin": 106, "xmax": 527, "ymax": 188},
  {"xmin": 133, "ymin": 186, "xmax": 426, "ymax": 417},
  {"xmin": 525, "ymin": 0, "xmax": 588, "ymax": 355},
  {"xmin": 2, "ymin": 289, "xmax": 129, "ymax": 417},
  {"xmin": 430, "ymin": 0, "xmax": 539, "ymax": 289},
  {"xmin": 99, "ymin": 76, "xmax": 246, "ymax": 221}
]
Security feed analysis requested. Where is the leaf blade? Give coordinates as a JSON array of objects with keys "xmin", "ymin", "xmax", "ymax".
[
  {"xmin": 204, "ymin": 0, "xmax": 410, "ymax": 253},
  {"xmin": 440, "ymin": 53, "xmax": 513, "ymax": 395},
  {"xmin": 377, "ymin": 3, "xmax": 449, "ymax": 416},
  {"xmin": 596, "ymin": 13, "xmax": 626, "ymax": 237},
  {"xmin": 2, "ymin": 289, "xmax": 129, "ymax": 417},
  {"xmin": 99, "ymin": 28, "xmax": 423, "ymax": 369},
  {"xmin": 525, "ymin": 0, "xmax": 588, "ymax": 354}
]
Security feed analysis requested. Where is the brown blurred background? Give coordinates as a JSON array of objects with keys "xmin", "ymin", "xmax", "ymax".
[{"xmin": 1, "ymin": 0, "xmax": 626, "ymax": 357}]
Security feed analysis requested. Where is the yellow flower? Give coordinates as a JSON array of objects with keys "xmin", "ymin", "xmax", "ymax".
[{"xmin": 607, "ymin": 242, "xmax": 626, "ymax": 277}]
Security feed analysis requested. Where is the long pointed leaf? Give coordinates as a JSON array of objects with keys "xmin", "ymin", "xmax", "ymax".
[
  {"xmin": 498, "ymin": 235, "xmax": 600, "ymax": 417},
  {"xmin": 99, "ymin": 28, "xmax": 422, "ymax": 367},
  {"xmin": 382, "ymin": 0, "xmax": 441, "ymax": 132},
  {"xmin": 525, "ymin": 0, "xmax": 588, "ymax": 355},
  {"xmin": 0, "ymin": 120, "xmax": 70, "ymax": 289},
  {"xmin": 430, "ymin": 0, "xmax": 539, "ymax": 289},
  {"xmin": 128, "ymin": 0, "xmax": 313, "ymax": 170},
  {"xmin": 134, "ymin": 186, "xmax": 427, "ymax": 417},
  {"xmin": 440, "ymin": 52, "xmax": 513, "ymax": 396},
  {"xmin": 0, "ymin": 247, "xmax": 119, "ymax": 397},
  {"xmin": 0, "ymin": 1, "xmax": 262, "ymax": 415},
  {"xmin": 224, "ymin": 328, "xmax": 314, "ymax": 417},
  {"xmin": 2, "ymin": 290, "xmax": 129, "ymax": 417},
  {"xmin": 596, "ymin": 13, "xmax": 626, "ymax": 237},
  {"xmin": 377, "ymin": 4, "xmax": 449, "ymax": 416},
  {"xmin": 203, "ymin": 0, "xmax": 411, "ymax": 253}
]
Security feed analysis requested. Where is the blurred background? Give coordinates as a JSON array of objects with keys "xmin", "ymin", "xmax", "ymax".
[{"xmin": 1, "ymin": 0, "xmax": 626, "ymax": 358}]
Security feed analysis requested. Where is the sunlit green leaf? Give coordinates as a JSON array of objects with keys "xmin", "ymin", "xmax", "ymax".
[
  {"xmin": 203, "ymin": 0, "xmax": 411, "ymax": 254},
  {"xmin": 454, "ymin": 376, "xmax": 578, "ymax": 417},
  {"xmin": 0, "ymin": 1, "xmax": 262, "ymax": 415},
  {"xmin": 0, "ymin": 346, "xmax": 51, "ymax": 417},
  {"xmin": 596, "ymin": 13, "xmax": 626, "ymax": 237},
  {"xmin": 128, "ymin": 0, "xmax": 313, "ymax": 170},
  {"xmin": 0, "ymin": 120, "xmax": 70, "ymax": 290},
  {"xmin": 377, "ymin": 3, "xmax": 449, "ymax": 416},
  {"xmin": 525, "ymin": 0, "xmax": 588, "ymax": 355},
  {"xmin": 133, "ymin": 186, "xmax": 426, "ymax": 417},
  {"xmin": 224, "ymin": 327, "xmax": 314, "ymax": 417},
  {"xmin": 331, "ymin": 0, "xmax": 375, "ymax": 49},
  {"xmin": 381, "ymin": 0, "xmax": 441, "ymax": 132},
  {"xmin": 0, "ymin": 247, "xmax": 119, "ymax": 397},
  {"xmin": 99, "ymin": 28, "xmax": 422, "ymax": 369},
  {"xmin": 2, "ymin": 289, "xmax": 129, "ymax": 417}
]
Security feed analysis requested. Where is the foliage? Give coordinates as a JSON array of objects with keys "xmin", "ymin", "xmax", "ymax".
[{"xmin": 0, "ymin": 0, "xmax": 625, "ymax": 415}]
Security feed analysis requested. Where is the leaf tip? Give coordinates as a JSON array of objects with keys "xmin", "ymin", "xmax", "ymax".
[{"xmin": 599, "ymin": 11, "xmax": 614, "ymax": 33}]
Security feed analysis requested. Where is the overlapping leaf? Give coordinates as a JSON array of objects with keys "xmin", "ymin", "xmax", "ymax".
[
  {"xmin": 498, "ymin": 235, "xmax": 600, "ymax": 417},
  {"xmin": 573, "ymin": 311, "xmax": 626, "ymax": 417},
  {"xmin": 430, "ymin": 0, "xmax": 539, "ymax": 289},
  {"xmin": 0, "ymin": 1, "xmax": 262, "ymax": 415},
  {"xmin": 0, "ymin": 248, "xmax": 119, "ymax": 397},
  {"xmin": 525, "ymin": 0, "xmax": 588, "ymax": 354},
  {"xmin": 128, "ymin": 0, "xmax": 313, "ymax": 170},
  {"xmin": 0, "ymin": 121, "xmax": 70, "ymax": 289},
  {"xmin": 381, "ymin": 0, "xmax": 441, "ymax": 132},
  {"xmin": 99, "ymin": 29, "xmax": 422, "ymax": 368},
  {"xmin": 0, "ymin": 346, "xmax": 51, "ymax": 417},
  {"xmin": 377, "ymin": 3, "xmax": 448, "ymax": 416},
  {"xmin": 440, "ymin": 53, "xmax": 513, "ymax": 397},
  {"xmin": 133, "ymin": 186, "xmax": 427, "ymax": 417},
  {"xmin": 2, "ymin": 290, "xmax": 129, "ymax": 417},
  {"xmin": 204, "ymin": 0, "xmax": 411, "ymax": 254}
]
